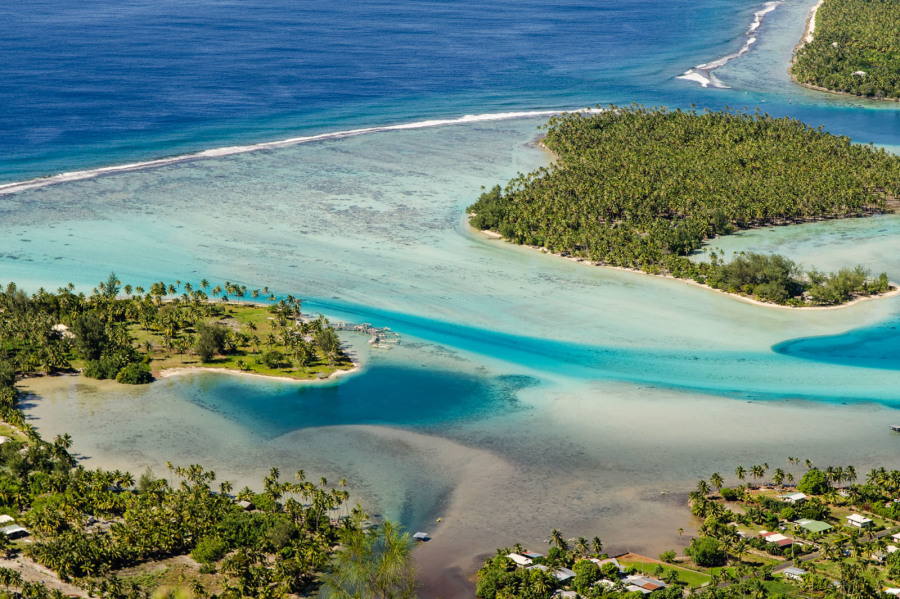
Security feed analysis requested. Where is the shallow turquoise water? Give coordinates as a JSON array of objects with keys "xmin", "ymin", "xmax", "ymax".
[{"xmin": 9, "ymin": 0, "xmax": 900, "ymax": 585}]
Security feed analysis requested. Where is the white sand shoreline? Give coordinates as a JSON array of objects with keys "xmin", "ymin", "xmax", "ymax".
[
  {"xmin": 155, "ymin": 363, "xmax": 360, "ymax": 384},
  {"xmin": 471, "ymin": 226, "xmax": 900, "ymax": 311}
]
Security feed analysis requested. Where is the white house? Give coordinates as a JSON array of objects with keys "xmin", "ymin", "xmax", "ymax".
[
  {"xmin": 781, "ymin": 492, "xmax": 807, "ymax": 504},
  {"xmin": 847, "ymin": 514, "xmax": 873, "ymax": 528},
  {"xmin": 507, "ymin": 553, "xmax": 533, "ymax": 566},
  {"xmin": 783, "ymin": 567, "xmax": 806, "ymax": 581}
]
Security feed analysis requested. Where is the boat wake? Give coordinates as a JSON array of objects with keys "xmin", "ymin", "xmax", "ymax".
[
  {"xmin": 677, "ymin": 1, "xmax": 781, "ymax": 89},
  {"xmin": 0, "ymin": 109, "xmax": 598, "ymax": 196}
]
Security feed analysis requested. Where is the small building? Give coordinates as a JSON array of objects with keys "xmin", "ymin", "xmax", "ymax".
[
  {"xmin": 236, "ymin": 500, "xmax": 254, "ymax": 510},
  {"xmin": 760, "ymin": 531, "xmax": 794, "ymax": 547},
  {"xmin": 554, "ymin": 591, "xmax": 578, "ymax": 598},
  {"xmin": 847, "ymin": 514, "xmax": 873, "ymax": 528},
  {"xmin": 412, "ymin": 532, "xmax": 429, "ymax": 542},
  {"xmin": 0, "ymin": 525, "xmax": 28, "ymax": 539},
  {"xmin": 0, "ymin": 515, "xmax": 13, "ymax": 525},
  {"xmin": 781, "ymin": 492, "xmax": 807, "ymax": 504},
  {"xmin": 528, "ymin": 564, "xmax": 550, "ymax": 573},
  {"xmin": 783, "ymin": 567, "xmax": 806, "ymax": 581},
  {"xmin": 624, "ymin": 575, "xmax": 668, "ymax": 594},
  {"xmin": 594, "ymin": 557, "xmax": 623, "ymax": 571},
  {"xmin": 889, "ymin": 545, "xmax": 900, "ymax": 554},
  {"xmin": 553, "ymin": 567, "xmax": 577, "ymax": 582},
  {"xmin": 507, "ymin": 553, "xmax": 533, "ymax": 566},
  {"xmin": 522, "ymin": 551, "xmax": 544, "ymax": 560},
  {"xmin": 885, "ymin": 589, "xmax": 900, "ymax": 597},
  {"xmin": 891, "ymin": 532, "xmax": 900, "ymax": 543},
  {"xmin": 795, "ymin": 519, "xmax": 832, "ymax": 534}
]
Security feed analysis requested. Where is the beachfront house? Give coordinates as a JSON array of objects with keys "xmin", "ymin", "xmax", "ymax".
[
  {"xmin": 413, "ymin": 532, "xmax": 430, "ymax": 542},
  {"xmin": 795, "ymin": 519, "xmax": 832, "ymax": 534},
  {"xmin": 781, "ymin": 492, "xmax": 807, "ymax": 504},
  {"xmin": 593, "ymin": 557, "xmax": 624, "ymax": 571},
  {"xmin": 885, "ymin": 589, "xmax": 900, "ymax": 597},
  {"xmin": 783, "ymin": 567, "xmax": 806, "ymax": 581},
  {"xmin": 528, "ymin": 564, "xmax": 550, "ymax": 573},
  {"xmin": 624, "ymin": 575, "xmax": 668, "ymax": 594},
  {"xmin": 507, "ymin": 553, "xmax": 533, "ymax": 566},
  {"xmin": 847, "ymin": 514, "xmax": 873, "ymax": 528},
  {"xmin": 522, "ymin": 551, "xmax": 544, "ymax": 560},
  {"xmin": 553, "ymin": 567, "xmax": 577, "ymax": 582},
  {"xmin": 0, "ymin": 524, "xmax": 28, "ymax": 539}
]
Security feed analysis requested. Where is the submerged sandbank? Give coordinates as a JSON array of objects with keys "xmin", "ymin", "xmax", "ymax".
[{"xmin": 21, "ymin": 371, "xmax": 900, "ymax": 599}]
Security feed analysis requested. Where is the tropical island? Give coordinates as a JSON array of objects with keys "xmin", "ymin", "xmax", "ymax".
[
  {"xmin": 468, "ymin": 106, "xmax": 900, "ymax": 306},
  {"xmin": 792, "ymin": 0, "xmax": 900, "ymax": 100},
  {"xmin": 0, "ymin": 277, "xmax": 418, "ymax": 598},
  {"xmin": 478, "ymin": 459, "xmax": 900, "ymax": 599},
  {"xmin": 1, "ymin": 274, "xmax": 353, "ymax": 385}
]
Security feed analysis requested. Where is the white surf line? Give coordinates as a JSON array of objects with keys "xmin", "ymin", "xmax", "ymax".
[
  {"xmin": 0, "ymin": 108, "xmax": 603, "ymax": 196},
  {"xmin": 677, "ymin": 1, "xmax": 783, "ymax": 88}
]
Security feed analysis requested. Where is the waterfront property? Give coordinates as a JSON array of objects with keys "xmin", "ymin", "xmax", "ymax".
[{"xmin": 0, "ymin": 525, "xmax": 28, "ymax": 539}]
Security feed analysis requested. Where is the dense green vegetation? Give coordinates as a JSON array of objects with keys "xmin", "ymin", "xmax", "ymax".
[
  {"xmin": 0, "ymin": 274, "xmax": 352, "ymax": 384},
  {"xmin": 792, "ymin": 0, "xmax": 900, "ymax": 99},
  {"xmin": 0, "ymin": 280, "xmax": 414, "ymax": 598},
  {"xmin": 468, "ymin": 106, "xmax": 900, "ymax": 305},
  {"xmin": 480, "ymin": 457, "xmax": 900, "ymax": 599}
]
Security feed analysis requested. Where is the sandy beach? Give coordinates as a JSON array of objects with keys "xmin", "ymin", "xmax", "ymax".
[
  {"xmin": 155, "ymin": 363, "xmax": 360, "ymax": 383},
  {"xmin": 473, "ymin": 226, "xmax": 900, "ymax": 311}
]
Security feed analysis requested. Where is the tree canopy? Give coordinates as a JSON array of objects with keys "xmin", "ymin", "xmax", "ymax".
[{"xmin": 468, "ymin": 106, "xmax": 899, "ymax": 305}]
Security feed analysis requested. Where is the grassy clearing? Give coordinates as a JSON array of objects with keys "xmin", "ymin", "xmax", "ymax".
[
  {"xmin": 129, "ymin": 303, "xmax": 354, "ymax": 381},
  {"xmin": 619, "ymin": 559, "xmax": 712, "ymax": 588}
]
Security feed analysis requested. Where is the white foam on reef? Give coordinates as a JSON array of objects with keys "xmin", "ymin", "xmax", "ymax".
[
  {"xmin": 677, "ymin": 1, "xmax": 781, "ymax": 89},
  {"xmin": 0, "ymin": 108, "xmax": 602, "ymax": 196}
]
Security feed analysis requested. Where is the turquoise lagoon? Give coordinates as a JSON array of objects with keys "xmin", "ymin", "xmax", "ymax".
[{"xmin": 5, "ymin": 0, "xmax": 900, "ymax": 595}]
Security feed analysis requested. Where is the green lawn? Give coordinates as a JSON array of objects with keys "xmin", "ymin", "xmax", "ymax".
[{"xmin": 618, "ymin": 560, "xmax": 711, "ymax": 588}]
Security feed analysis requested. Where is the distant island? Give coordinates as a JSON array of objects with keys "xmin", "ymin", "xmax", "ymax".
[
  {"xmin": 792, "ymin": 0, "xmax": 900, "ymax": 100},
  {"xmin": 468, "ymin": 106, "xmax": 900, "ymax": 307},
  {"xmin": 0, "ymin": 274, "xmax": 353, "ymax": 385}
]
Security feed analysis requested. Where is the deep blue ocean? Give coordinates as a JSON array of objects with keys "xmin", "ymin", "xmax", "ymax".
[{"xmin": 4, "ymin": 0, "xmax": 899, "ymax": 184}]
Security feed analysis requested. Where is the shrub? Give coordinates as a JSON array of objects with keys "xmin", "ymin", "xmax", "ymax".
[
  {"xmin": 720, "ymin": 487, "xmax": 739, "ymax": 501},
  {"xmin": 688, "ymin": 537, "xmax": 727, "ymax": 567},
  {"xmin": 191, "ymin": 536, "xmax": 229, "ymax": 564},
  {"xmin": 659, "ymin": 549, "xmax": 677, "ymax": 563},
  {"xmin": 116, "ymin": 361, "xmax": 153, "ymax": 384}
]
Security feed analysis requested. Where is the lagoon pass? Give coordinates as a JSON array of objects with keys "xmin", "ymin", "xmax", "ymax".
[{"xmin": 4, "ymin": 0, "xmax": 900, "ymax": 596}]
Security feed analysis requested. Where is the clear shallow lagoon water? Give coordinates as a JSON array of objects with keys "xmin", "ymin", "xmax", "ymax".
[{"xmin": 6, "ymin": 0, "xmax": 900, "ymax": 596}]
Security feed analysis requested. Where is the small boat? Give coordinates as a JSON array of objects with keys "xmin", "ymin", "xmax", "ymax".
[{"xmin": 890, "ymin": 425, "xmax": 900, "ymax": 432}]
